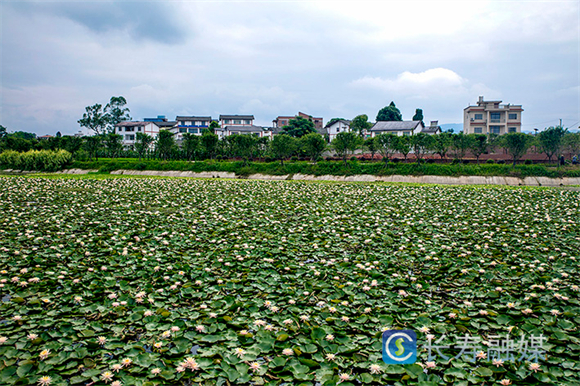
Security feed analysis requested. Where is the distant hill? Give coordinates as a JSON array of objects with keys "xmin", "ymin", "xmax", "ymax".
[{"xmin": 440, "ymin": 123, "xmax": 463, "ymax": 133}]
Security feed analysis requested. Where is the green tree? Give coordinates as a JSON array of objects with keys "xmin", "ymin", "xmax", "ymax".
[
  {"xmin": 182, "ymin": 133, "xmax": 200, "ymax": 161},
  {"xmin": 563, "ymin": 132, "xmax": 580, "ymax": 157},
  {"xmin": 364, "ymin": 137, "xmax": 379, "ymax": 161},
  {"xmin": 376, "ymin": 133, "xmax": 399, "ymax": 164},
  {"xmin": 376, "ymin": 101, "xmax": 402, "ymax": 121},
  {"xmin": 452, "ymin": 133, "xmax": 472, "ymax": 161},
  {"xmin": 230, "ymin": 134, "xmax": 257, "ymax": 166},
  {"xmin": 61, "ymin": 136, "xmax": 83, "ymax": 156},
  {"xmin": 538, "ymin": 126, "xmax": 567, "ymax": 163},
  {"xmin": 256, "ymin": 137, "xmax": 270, "ymax": 159},
  {"xmin": 502, "ymin": 133, "xmax": 533, "ymax": 166},
  {"xmin": 410, "ymin": 133, "xmax": 433, "ymax": 163},
  {"xmin": 282, "ymin": 116, "xmax": 317, "ymax": 138},
  {"xmin": 395, "ymin": 135, "xmax": 411, "ymax": 162},
  {"xmin": 135, "ymin": 132, "xmax": 154, "ymax": 161},
  {"xmin": 412, "ymin": 109, "xmax": 424, "ymax": 125},
  {"xmin": 350, "ymin": 115, "xmax": 372, "ymax": 137},
  {"xmin": 0, "ymin": 125, "xmax": 6, "ymax": 139},
  {"xmin": 270, "ymin": 134, "xmax": 297, "ymax": 165},
  {"xmin": 78, "ymin": 104, "xmax": 108, "ymax": 136},
  {"xmin": 209, "ymin": 121, "xmax": 220, "ymax": 134},
  {"xmin": 431, "ymin": 132, "xmax": 453, "ymax": 160},
  {"xmin": 467, "ymin": 134, "xmax": 488, "ymax": 164},
  {"xmin": 104, "ymin": 96, "xmax": 131, "ymax": 133},
  {"xmin": 201, "ymin": 131, "xmax": 219, "ymax": 159},
  {"xmin": 83, "ymin": 135, "xmax": 102, "ymax": 161},
  {"xmin": 300, "ymin": 133, "xmax": 326, "ymax": 161},
  {"xmin": 331, "ymin": 131, "xmax": 361, "ymax": 165},
  {"xmin": 156, "ymin": 130, "xmax": 175, "ymax": 160},
  {"xmin": 56, "ymin": 131, "xmax": 62, "ymax": 138},
  {"xmin": 104, "ymin": 133, "xmax": 123, "ymax": 159}
]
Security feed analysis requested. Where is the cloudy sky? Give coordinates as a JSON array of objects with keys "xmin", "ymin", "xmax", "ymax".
[{"xmin": 1, "ymin": 0, "xmax": 579, "ymax": 135}]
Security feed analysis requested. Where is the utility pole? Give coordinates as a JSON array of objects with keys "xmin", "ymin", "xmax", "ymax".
[{"xmin": 559, "ymin": 119, "xmax": 562, "ymax": 127}]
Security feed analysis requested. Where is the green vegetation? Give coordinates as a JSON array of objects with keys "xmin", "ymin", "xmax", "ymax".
[
  {"xmin": 61, "ymin": 158, "xmax": 580, "ymax": 178},
  {"xmin": 0, "ymin": 149, "xmax": 72, "ymax": 172},
  {"xmin": 0, "ymin": 177, "xmax": 578, "ymax": 385}
]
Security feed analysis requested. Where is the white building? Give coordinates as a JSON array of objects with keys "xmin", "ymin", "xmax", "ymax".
[
  {"xmin": 325, "ymin": 119, "xmax": 352, "ymax": 142},
  {"xmin": 369, "ymin": 121, "xmax": 424, "ymax": 137},
  {"xmin": 115, "ymin": 121, "xmax": 160, "ymax": 147}
]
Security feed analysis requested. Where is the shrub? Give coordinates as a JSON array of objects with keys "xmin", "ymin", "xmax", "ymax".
[
  {"xmin": 0, "ymin": 150, "xmax": 21, "ymax": 169},
  {"xmin": 350, "ymin": 156, "xmax": 358, "ymax": 161},
  {"xmin": 391, "ymin": 158, "xmax": 400, "ymax": 163},
  {"xmin": 291, "ymin": 156, "xmax": 298, "ymax": 162},
  {"xmin": 316, "ymin": 156, "xmax": 323, "ymax": 162},
  {"xmin": 486, "ymin": 159, "xmax": 495, "ymax": 164},
  {"xmin": 524, "ymin": 159, "xmax": 533, "ymax": 165},
  {"xmin": 497, "ymin": 160, "xmax": 506, "ymax": 164},
  {"xmin": 135, "ymin": 162, "xmax": 147, "ymax": 171},
  {"xmin": 451, "ymin": 158, "xmax": 461, "ymax": 165},
  {"xmin": 462, "ymin": 160, "xmax": 470, "ymax": 164},
  {"xmin": 426, "ymin": 159, "xmax": 435, "ymax": 164},
  {"xmin": 0, "ymin": 149, "xmax": 72, "ymax": 171}
]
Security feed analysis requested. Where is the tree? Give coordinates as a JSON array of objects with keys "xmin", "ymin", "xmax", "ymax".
[
  {"xmin": 156, "ymin": 130, "xmax": 175, "ymax": 160},
  {"xmin": 452, "ymin": 133, "xmax": 472, "ymax": 161},
  {"xmin": 182, "ymin": 133, "xmax": 200, "ymax": 161},
  {"xmin": 538, "ymin": 126, "xmax": 567, "ymax": 163},
  {"xmin": 502, "ymin": 133, "xmax": 533, "ymax": 166},
  {"xmin": 270, "ymin": 134, "xmax": 297, "ymax": 165},
  {"xmin": 209, "ymin": 121, "xmax": 220, "ymax": 134},
  {"xmin": 364, "ymin": 137, "xmax": 379, "ymax": 161},
  {"xmin": 61, "ymin": 136, "xmax": 83, "ymax": 156},
  {"xmin": 282, "ymin": 116, "xmax": 316, "ymax": 138},
  {"xmin": 376, "ymin": 101, "xmax": 402, "ymax": 122},
  {"xmin": 104, "ymin": 96, "xmax": 131, "ymax": 133},
  {"xmin": 331, "ymin": 131, "xmax": 361, "ymax": 165},
  {"xmin": 230, "ymin": 134, "xmax": 257, "ymax": 166},
  {"xmin": 78, "ymin": 104, "xmax": 108, "ymax": 136},
  {"xmin": 350, "ymin": 115, "xmax": 372, "ymax": 137},
  {"xmin": 300, "ymin": 133, "xmax": 326, "ymax": 161},
  {"xmin": 410, "ymin": 133, "xmax": 433, "ymax": 163},
  {"xmin": 431, "ymin": 132, "xmax": 453, "ymax": 160},
  {"xmin": 83, "ymin": 135, "xmax": 102, "ymax": 161},
  {"xmin": 0, "ymin": 125, "xmax": 6, "ymax": 139},
  {"xmin": 135, "ymin": 132, "xmax": 154, "ymax": 161},
  {"xmin": 376, "ymin": 133, "xmax": 399, "ymax": 165},
  {"xmin": 563, "ymin": 132, "xmax": 580, "ymax": 157},
  {"xmin": 256, "ymin": 137, "xmax": 270, "ymax": 159},
  {"xmin": 467, "ymin": 134, "xmax": 488, "ymax": 164},
  {"xmin": 412, "ymin": 109, "xmax": 424, "ymax": 125},
  {"xmin": 395, "ymin": 135, "xmax": 411, "ymax": 162},
  {"xmin": 104, "ymin": 133, "xmax": 123, "ymax": 159},
  {"xmin": 201, "ymin": 131, "xmax": 219, "ymax": 159},
  {"xmin": 56, "ymin": 131, "xmax": 62, "ymax": 138}
]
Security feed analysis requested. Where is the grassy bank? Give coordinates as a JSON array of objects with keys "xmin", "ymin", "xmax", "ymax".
[{"xmin": 64, "ymin": 159, "xmax": 580, "ymax": 178}]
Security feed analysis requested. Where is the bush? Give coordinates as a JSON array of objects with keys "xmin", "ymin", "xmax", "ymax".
[
  {"xmin": 316, "ymin": 156, "xmax": 323, "ymax": 162},
  {"xmin": 462, "ymin": 160, "xmax": 470, "ymax": 164},
  {"xmin": 350, "ymin": 156, "xmax": 358, "ymax": 161},
  {"xmin": 451, "ymin": 159, "xmax": 461, "ymax": 165},
  {"xmin": 0, "ymin": 149, "xmax": 72, "ymax": 172},
  {"xmin": 524, "ymin": 159, "xmax": 533, "ymax": 165},
  {"xmin": 135, "ymin": 162, "xmax": 147, "ymax": 171},
  {"xmin": 426, "ymin": 159, "xmax": 435, "ymax": 164},
  {"xmin": 391, "ymin": 158, "xmax": 400, "ymax": 163},
  {"xmin": 291, "ymin": 156, "xmax": 298, "ymax": 162},
  {"xmin": 325, "ymin": 157, "xmax": 332, "ymax": 161},
  {"xmin": 497, "ymin": 160, "xmax": 506, "ymax": 164},
  {"xmin": 486, "ymin": 159, "xmax": 495, "ymax": 164},
  {"xmin": 0, "ymin": 150, "xmax": 21, "ymax": 169}
]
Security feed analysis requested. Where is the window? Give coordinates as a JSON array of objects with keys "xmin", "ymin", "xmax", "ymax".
[
  {"xmin": 490, "ymin": 126, "xmax": 501, "ymax": 134},
  {"xmin": 186, "ymin": 121, "xmax": 192, "ymax": 126},
  {"xmin": 117, "ymin": 127, "xmax": 123, "ymax": 132},
  {"xmin": 244, "ymin": 120, "xmax": 251, "ymax": 124},
  {"xmin": 490, "ymin": 112, "xmax": 501, "ymax": 122},
  {"xmin": 508, "ymin": 127, "xmax": 517, "ymax": 133},
  {"xmin": 189, "ymin": 128, "xmax": 198, "ymax": 134},
  {"xmin": 403, "ymin": 131, "xmax": 411, "ymax": 136},
  {"xmin": 336, "ymin": 128, "xmax": 340, "ymax": 133},
  {"xmin": 125, "ymin": 134, "xmax": 135, "ymax": 141},
  {"xmin": 508, "ymin": 113, "xmax": 517, "ymax": 120},
  {"xmin": 234, "ymin": 120, "xmax": 241, "ymax": 124},
  {"xmin": 223, "ymin": 119, "xmax": 230, "ymax": 124},
  {"xmin": 137, "ymin": 127, "xmax": 142, "ymax": 132},
  {"xmin": 474, "ymin": 114, "xmax": 483, "ymax": 120},
  {"xmin": 125, "ymin": 127, "xmax": 134, "ymax": 132},
  {"xmin": 474, "ymin": 127, "xmax": 483, "ymax": 134},
  {"xmin": 180, "ymin": 121, "xmax": 185, "ymax": 126},
  {"xmin": 179, "ymin": 128, "xmax": 187, "ymax": 133}
]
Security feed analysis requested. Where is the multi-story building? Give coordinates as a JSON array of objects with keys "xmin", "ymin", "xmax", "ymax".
[
  {"xmin": 115, "ymin": 121, "xmax": 160, "ymax": 147},
  {"xmin": 272, "ymin": 112, "xmax": 324, "ymax": 130},
  {"xmin": 325, "ymin": 119, "xmax": 352, "ymax": 142},
  {"xmin": 171, "ymin": 116, "xmax": 212, "ymax": 141},
  {"xmin": 219, "ymin": 115, "xmax": 254, "ymax": 128},
  {"xmin": 464, "ymin": 96, "xmax": 523, "ymax": 135},
  {"xmin": 216, "ymin": 115, "xmax": 272, "ymax": 139}
]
